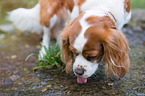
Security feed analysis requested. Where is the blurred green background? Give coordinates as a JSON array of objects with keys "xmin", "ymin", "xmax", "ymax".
[
  {"xmin": 131, "ymin": 0, "xmax": 145, "ymax": 9},
  {"xmin": 0, "ymin": 0, "xmax": 145, "ymax": 24}
]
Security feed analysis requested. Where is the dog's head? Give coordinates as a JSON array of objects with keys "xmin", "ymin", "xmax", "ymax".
[{"xmin": 61, "ymin": 12, "xmax": 130, "ymax": 84}]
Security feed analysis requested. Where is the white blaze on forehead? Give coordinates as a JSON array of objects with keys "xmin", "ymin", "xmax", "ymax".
[
  {"xmin": 72, "ymin": 12, "xmax": 104, "ymax": 78},
  {"xmin": 73, "ymin": 11, "xmax": 106, "ymax": 52},
  {"xmin": 73, "ymin": 13, "xmax": 90, "ymax": 52}
]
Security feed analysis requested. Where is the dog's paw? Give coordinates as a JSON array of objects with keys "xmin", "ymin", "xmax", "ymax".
[{"xmin": 38, "ymin": 47, "xmax": 47, "ymax": 60}]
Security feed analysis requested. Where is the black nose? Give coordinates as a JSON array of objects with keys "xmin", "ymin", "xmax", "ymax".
[{"xmin": 75, "ymin": 68, "xmax": 85, "ymax": 75}]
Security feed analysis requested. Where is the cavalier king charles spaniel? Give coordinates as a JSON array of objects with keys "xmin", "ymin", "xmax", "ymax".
[
  {"xmin": 8, "ymin": 0, "xmax": 131, "ymax": 84},
  {"xmin": 61, "ymin": 0, "xmax": 131, "ymax": 84}
]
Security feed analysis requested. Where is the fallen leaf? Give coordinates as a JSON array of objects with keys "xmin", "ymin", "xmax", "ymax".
[
  {"xmin": 47, "ymin": 85, "xmax": 52, "ymax": 88},
  {"xmin": 102, "ymin": 86, "xmax": 106, "ymax": 89},
  {"xmin": 11, "ymin": 55, "xmax": 17, "ymax": 59},
  {"xmin": 25, "ymin": 44, "xmax": 30, "ymax": 48},
  {"xmin": 10, "ymin": 75, "xmax": 19, "ymax": 81},
  {"xmin": 112, "ymin": 92, "xmax": 115, "ymax": 95},
  {"xmin": 36, "ymin": 45, "xmax": 41, "ymax": 49},
  {"xmin": 133, "ymin": 87, "xmax": 139, "ymax": 90},
  {"xmin": 108, "ymin": 83, "xmax": 113, "ymax": 86},
  {"xmin": 42, "ymin": 88, "xmax": 47, "ymax": 92}
]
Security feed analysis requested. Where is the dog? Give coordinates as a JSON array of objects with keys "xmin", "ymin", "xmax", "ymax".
[
  {"xmin": 61, "ymin": 0, "xmax": 131, "ymax": 84},
  {"xmin": 7, "ymin": 0, "xmax": 74, "ymax": 58},
  {"xmin": 8, "ymin": 0, "xmax": 131, "ymax": 84}
]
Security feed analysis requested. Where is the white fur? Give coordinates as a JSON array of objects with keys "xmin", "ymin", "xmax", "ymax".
[
  {"xmin": 7, "ymin": 3, "xmax": 42, "ymax": 33},
  {"xmin": 73, "ymin": 14, "xmax": 91, "ymax": 52},
  {"xmin": 49, "ymin": 15, "xmax": 57, "ymax": 28},
  {"xmin": 73, "ymin": 54, "xmax": 99, "ymax": 78},
  {"xmin": 71, "ymin": 0, "xmax": 131, "ymax": 30},
  {"xmin": 39, "ymin": 15, "xmax": 57, "ymax": 58},
  {"xmin": 71, "ymin": 0, "xmax": 131, "ymax": 78},
  {"xmin": 73, "ymin": 13, "xmax": 100, "ymax": 78},
  {"xmin": 7, "ymin": 1, "xmax": 71, "ymax": 59},
  {"xmin": 39, "ymin": 27, "xmax": 50, "ymax": 58},
  {"xmin": 39, "ymin": 9, "xmax": 70, "ymax": 58},
  {"xmin": 70, "ymin": 6, "xmax": 79, "ymax": 21},
  {"xmin": 73, "ymin": 9, "xmax": 107, "ymax": 52}
]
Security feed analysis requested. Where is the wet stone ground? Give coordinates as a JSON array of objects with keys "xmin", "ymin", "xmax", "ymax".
[{"xmin": 0, "ymin": 10, "xmax": 145, "ymax": 95}]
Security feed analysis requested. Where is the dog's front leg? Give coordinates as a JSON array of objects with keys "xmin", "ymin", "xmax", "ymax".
[
  {"xmin": 39, "ymin": 26, "xmax": 50, "ymax": 59},
  {"xmin": 38, "ymin": 14, "xmax": 57, "ymax": 59}
]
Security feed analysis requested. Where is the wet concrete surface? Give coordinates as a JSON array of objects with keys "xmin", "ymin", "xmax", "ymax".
[{"xmin": 0, "ymin": 3, "xmax": 145, "ymax": 96}]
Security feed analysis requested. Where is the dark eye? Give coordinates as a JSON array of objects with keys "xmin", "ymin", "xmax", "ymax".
[{"xmin": 87, "ymin": 55, "xmax": 97, "ymax": 61}]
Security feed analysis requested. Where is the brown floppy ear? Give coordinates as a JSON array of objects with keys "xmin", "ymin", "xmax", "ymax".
[
  {"xmin": 61, "ymin": 34, "xmax": 73, "ymax": 73},
  {"xmin": 102, "ymin": 29, "xmax": 130, "ymax": 79}
]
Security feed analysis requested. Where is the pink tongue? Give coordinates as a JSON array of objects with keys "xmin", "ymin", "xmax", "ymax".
[{"xmin": 77, "ymin": 76, "xmax": 87, "ymax": 84}]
